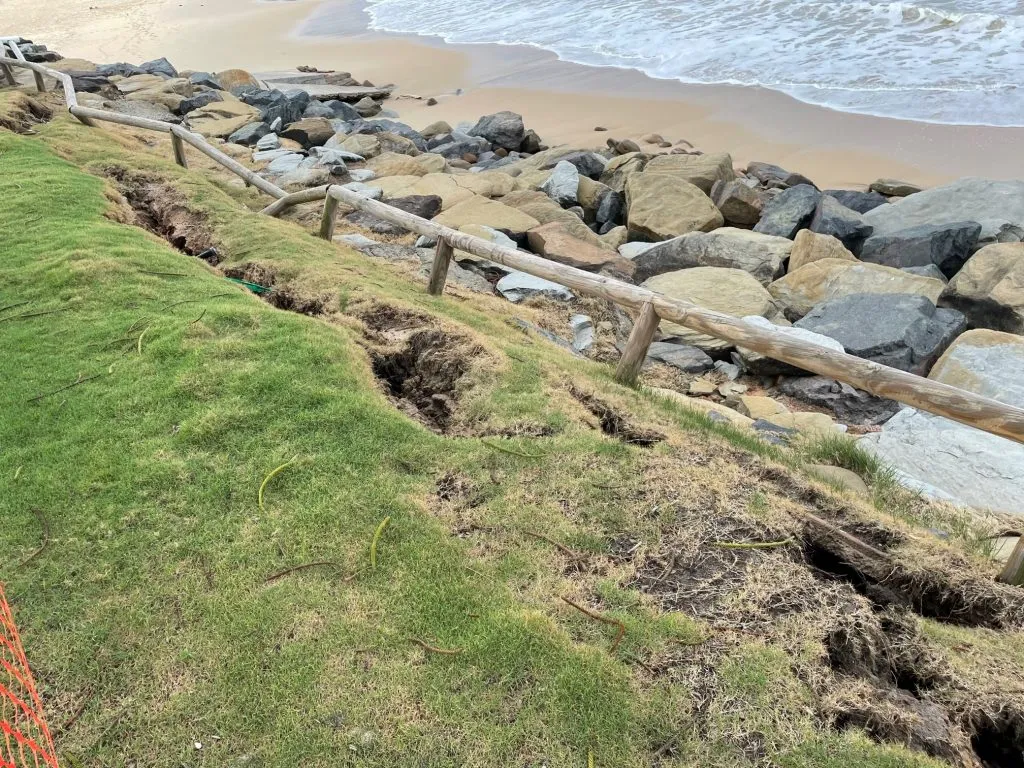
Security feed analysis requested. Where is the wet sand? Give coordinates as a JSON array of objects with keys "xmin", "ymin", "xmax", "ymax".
[{"xmin": 7, "ymin": 0, "xmax": 1024, "ymax": 189}]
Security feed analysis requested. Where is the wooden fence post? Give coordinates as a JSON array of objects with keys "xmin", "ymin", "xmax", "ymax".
[
  {"xmin": 171, "ymin": 133, "xmax": 188, "ymax": 168},
  {"xmin": 319, "ymin": 195, "xmax": 340, "ymax": 241},
  {"xmin": 427, "ymin": 239, "xmax": 454, "ymax": 296},
  {"xmin": 614, "ymin": 301, "xmax": 660, "ymax": 386},
  {"xmin": 0, "ymin": 62, "xmax": 14, "ymax": 87},
  {"xmin": 999, "ymin": 538, "xmax": 1024, "ymax": 586}
]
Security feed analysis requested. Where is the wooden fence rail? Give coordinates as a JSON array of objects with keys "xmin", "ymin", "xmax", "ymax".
[{"xmin": 4, "ymin": 50, "xmax": 1024, "ymax": 446}]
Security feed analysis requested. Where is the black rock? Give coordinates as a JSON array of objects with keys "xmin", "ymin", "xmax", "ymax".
[
  {"xmin": 645, "ymin": 341, "xmax": 714, "ymax": 373},
  {"xmin": 227, "ymin": 122, "xmax": 272, "ymax": 146},
  {"xmin": 467, "ymin": 111, "xmax": 525, "ymax": 151},
  {"xmin": 189, "ymin": 72, "xmax": 221, "ymax": 89},
  {"xmin": 67, "ymin": 71, "xmax": 113, "ymax": 93},
  {"xmin": 777, "ymin": 376, "xmax": 900, "ymax": 426},
  {"xmin": 323, "ymin": 100, "xmax": 361, "ymax": 121},
  {"xmin": 520, "ymin": 129, "xmax": 543, "ymax": 154},
  {"xmin": 858, "ymin": 221, "xmax": 982, "ymax": 278},
  {"xmin": 746, "ymin": 161, "xmax": 816, "ymax": 189},
  {"xmin": 823, "ymin": 189, "xmax": 889, "ymax": 214},
  {"xmin": 177, "ymin": 90, "xmax": 223, "ymax": 116},
  {"xmin": 809, "ymin": 196, "xmax": 873, "ymax": 252},
  {"xmin": 140, "ymin": 57, "xmax": 177, "ymax": 78},
  {"xmin": 240, "ymin": 88, "xmax": 309, "ymax": 129},
  {"xmin": 752, "ymin": 184, "xmax": 821, "ymax": 238},
  {"xmin": 97, "ymin": 62, "xmax": 147, "ymax": 78},
  {"xmin": 542, "ymin": 151, "xmax": 607, "ymax": 179},
  {"xmin": 595, "ymin": 189, "xmax": 624, "ymax": 227},
  {"xmin": 795, "ymin": 292, "xmax": 966, "ymax": 375},
  {"xmin": 431, "ymin": 135, "xmax": 491, "ymax": 160},
  {"xmin": 302, "ymin": 100, "xmax": 336, "ymax": 119}
]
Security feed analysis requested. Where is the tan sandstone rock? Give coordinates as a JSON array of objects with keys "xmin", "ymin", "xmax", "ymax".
[
  {"xmin": 788, "ymin": 230, "xmax": 858, "ymax": 273},
  {"xmin": 187, "ymin": 100, "xmax": 262, "ymax": 138},
  {"xmin": 626, "ymin": 173, "xmax": 723, "ymax": 241},
  {"xmin": 643, "ymin": 152, "xmax": 736, "ymax": 194},
  {"xmin": 527, "ymin": 223, "xmax": 631, "ymax": 273},
  {"xmin": 434, "ymin": 196, "xmax": 541, "ymax": 237},
  {"xmin": 940, "ymin": 243, "xmax": 1024, "ymax": 334}
]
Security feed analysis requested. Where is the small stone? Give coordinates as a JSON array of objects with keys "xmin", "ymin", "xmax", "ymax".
[
  {"xmin": 689, "ymin": 378, "xmax": 718, "ymax": 395},
  {"xmin": 641, "ymin": 133, "xmax": 664, "ymax": 144},
  {"xmin": 570, "ymin": 314, "xmax": 594, "ymax": 353},
  {"xmin": 426, "ymin": 97, "xmax": 438, "ymax": 106},
  {"xmin": 594, "ymin": 126, "xmax": 608, "ymax": 132},
  {"xmin": 869, "ymin": 178, "xmax": 923, "ymax": 197},
  {"xmin": 496, "ymin": 272, "xmax": 574, "ymax": 303}
]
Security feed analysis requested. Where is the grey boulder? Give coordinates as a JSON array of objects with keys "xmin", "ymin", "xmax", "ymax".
[
  {"xmin": 711, "ymin": 179, "xmax": 766, "ymax": 226},
  {"xmin": 795, "ymin": 292, "xmax": 965, "ymax": 375},
  {"xmin": 177, "ymin": 91, "xmax": 222, "ymax": 115},
  {"xmin": 858, "ymin": 221, "xmax": 981, "ymax": 277},
  {"xmin": 540, "ymin": 161, "xmax": 580, "ymax": 207},
  {"xmin": 468, "ymin": 111, "xmax": 525, "ymax": 151},
  {"xmin": 809, "ymin": 195, "xmax": 873, "ymax": 251},
  {"xmin": 228, "ymin": 121, "xmax": 272, "ymax": 146},
  {"xmin": 632, "ymin": 227, "xmax": 791, "ymax": 285},
  {"xmin": 542, "ymin": 151, "xmax": 607, "ymax": 180},
  {"xmin": 746, "ymin": 162, "xmax": 816, "ymax": 188},
  {"xmin": 823, "ymin": 189, "xmax": 889, "ymax": 214},
  {"xmin": 497, "ymin": 272, "xmax": 575, "ymax": 303},
  {"xmin": 753, "ymin": 184, "xmax": 821, "ymax": 238},
  {"xmin": 645, "ymin": 341, "xmax": 714, "ymax": 373}
]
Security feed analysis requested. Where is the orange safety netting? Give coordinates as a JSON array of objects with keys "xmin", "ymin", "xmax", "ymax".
[{"xmin": 0, "ymin": 585, "xmax": 57, "ymax": 768}]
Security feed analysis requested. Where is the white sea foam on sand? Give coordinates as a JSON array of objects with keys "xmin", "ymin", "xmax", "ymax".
[{"xmin": 333, "ymin": 0, "xmax": 1024, "ymax": 126}]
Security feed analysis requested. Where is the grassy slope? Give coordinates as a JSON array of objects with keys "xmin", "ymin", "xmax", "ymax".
[{"xmin": 0, "ymin": 103, "xmax": 994, "ymax": 767}]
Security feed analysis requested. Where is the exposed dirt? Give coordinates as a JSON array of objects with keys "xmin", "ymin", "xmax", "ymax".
[
  {"xmin": 105, "ymin": 167, "xmax": 216, "ymax": 259},
  {"xmin": 0, "ymin": 93, "xmax": 52, "ymax": 133},
  {"xmin": 355, "ymin": 303, "xmax": 486, "ymax": 434},
  {"xmin": 569, "ymin": 386, "xmax": 666, "ymax": 447}
]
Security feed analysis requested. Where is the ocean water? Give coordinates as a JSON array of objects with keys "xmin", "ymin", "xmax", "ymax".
[{"xmin": 358, "ymin": 0, "xmax": 1024, "ymax": 126}]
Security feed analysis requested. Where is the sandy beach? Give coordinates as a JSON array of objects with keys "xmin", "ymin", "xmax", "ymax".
[{"xmin": 7, "ymin": 0, "xmax": 1024, "ymax": 189}]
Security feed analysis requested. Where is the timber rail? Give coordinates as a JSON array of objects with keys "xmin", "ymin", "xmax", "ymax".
[{"xmin": 4, "ymin": 49, "xmax": 1024, "ymax": 446}]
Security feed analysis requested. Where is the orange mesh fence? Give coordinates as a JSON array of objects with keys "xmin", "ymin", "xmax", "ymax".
[{"xmin": 0, "ymin": 585, "xmax": 58, "ymax": 768}]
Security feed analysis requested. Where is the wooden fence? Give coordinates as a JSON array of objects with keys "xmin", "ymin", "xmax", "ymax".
[{"xmin": 4, "ymin": 50, "xmax": 1024, "ymax": 447}]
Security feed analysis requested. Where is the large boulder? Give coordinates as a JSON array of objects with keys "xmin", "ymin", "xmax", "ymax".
[
  {"xmin": 105, "ymin": 99, "xmax": 181, "ymax": 124},
  {"xmin": 753, "ymin": 184, "xmax": 821, "ymax": 238},
  {"xmin": 860, "ymin": 329, "xmax": 1024, "ymax": 514},
  {"xmin": 467, "ymin": 111, "xmax": 525, "ymax": 151},
  {"xmin": 500, "ymin": 191, "xmax": 605, "ymax": 247},
  {"xmin": 939, "ymin": 243, "xmax": 1024, "ymax": 333},
  {"xmin": 345, "ymin": 194, "xmax": 442, "ymax": 235},
  {"xmin": 187, "ymin": 100, "xmax": 262, "ymax": 138},
  {"xmin": 541, "ymin": 151, "xmax": 607, "ymax": 179},
  {"xmin": 431, "ymin": 134, "xmax": 491, "ymax": 160},
  {"xmin": 434, "ymin": 196, "xmax": 541, "ymax": 238},
  {"xmin": 214, "ymin": 69, "xmax": 259, "ymax": 92},
  {"xmin": 859, "ymin": 221, "xmax": 982, "ymax": 277},
  {"xmin": 539, "ymin": 161, "xmax": 580, "ymax": 207},
  {"xmin": 228, "ymin": 121, "xmax": 271, "ymax": 146},
  {"xmin": 777, "ymin": 376, "xmax": 900, "ymax": 426},
  {"xmin": 642, "ymin": 267, "xmax": 783, "ymax": 351},
  {"xmin": 869, "ymin": 179, "xmax": 922, "ymax": 197},
  {"xmin": 862, "ymin": 178, "xmax": 1024, "ymax": 246},
  {"xmin": 643, "ymin": 152, "xmax": 735, "ymax": 194},
  {"xmin": 795, "ymin": 293, "xmax": 966, "ymax": 375},
  {"xmin": 279, "ymin": 117, "xmax": 334, "ymax": 148},
  {"xmin": 711, "ymin": 179, "xmax": 766, "ymax": 227},
  {"xmin": 746, "ymin": 162, "xmax": 815, "ymax": 188},
  {"xmin": 808, "ymin": 196, "xmax": 872, "ymax": 252},
  {"xmin": 366, "ymin": 152, "xmax": 432, "ymax": 178},
  {"xmin": 527, "ymin": 223, "xmax": 629, "ymax": 273},
  {"xmin": 336, "ymin": 133, "xmax": 380, "ymax": 158},
  {"xmin": 177, "ymin": 90, "xmax": 222, "ymax": 116},
  {"xmin": 625, "ymin": 173, "xmax": 723, "ymax": 241},
  {"xmin": 823, "ymin": 189, "xmax": 889, "ymax": 214},
  {"xmin": 631, "ymin": 227, "xmax": 791, "ymax": 285},
  {"xmin": 788, "ymin": 230, "xmax": 857, "ymax": 272},
  {"xmin": 768, "ymin": 259, "xmax": 945, "ymax": 319},
  {"xmin": 239, "ymin": 88, "xmax": 309, "ymax": 128}
]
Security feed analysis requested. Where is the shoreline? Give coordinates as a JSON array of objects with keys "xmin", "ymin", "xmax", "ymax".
[{"xmin": 9, "ymin": 0, "xmax": 1024, "ymax": 188}]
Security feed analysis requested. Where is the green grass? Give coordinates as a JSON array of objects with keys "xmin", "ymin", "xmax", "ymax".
[{"xmin": 0, "ymin": 111, "xmax": 991, "ymax": 767}]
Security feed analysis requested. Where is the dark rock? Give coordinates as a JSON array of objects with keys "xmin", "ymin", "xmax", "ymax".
[
  {"xmin": 303, "ymin": 100, "xmax": 336, "ymax": 119},
  {"xmin": 467, "ymin": 111, "xmax": 525, "ymax": 151},
  {"xmin": 431, "ymin": 135, "xmax": 491, "ymax": 160},
  {"xmin": 869, "ymin": 179, "xmax": 922, "ymax": 197},
  {"xmin": 542, "ymin": 151, "xmax": 607, "ymax": 179},
  {"xmin": 177, "ymin": 90, "xmax": 223, "ymax": 116},
  {"xmin": 645, "ymin": 341, "xmax": 714, "ymax": 373},
  {"xmin": 595, "ymin": 190, "xmax": 624, "ymax": 227},
  {"xmin": 68, "ymin": 72, "xmax": 113, "ymax": 93},
  {"xmin": 903, "ymin": 265, "xmax": 948, "ymax": 283},
  {"xmin": 189, "ymin": 72, "xmax": 221, "ymax": 89},
  {"xmin": 823, "ymin": 189, "xmax": 889, "ymax": 214},
  {"xmin": 752, "ymin": 184, "xmax": 821, "ymax": 238},
  {"xmin": 751, "ymin": 419, "xmax": 798, "ymax": 445},
  {"xmin": 140, "ymin": 57, "xmax": 177, "ymax": 78},
  {"xmin": 228, "ymin": 122, "xmax": 272, "ymax": 146},
  {"xmin": 97, "ymin": 62, "xmax": 147, "ymax": 78},
  {"xmin": 520, "ymin": 129, "xmax": 542, "ymax": 154},
  {"xmin": 280, "ymin": 117, "xmax": 335, "ymax": 148},
  {"xmin": 608, "ymin": 138, "xmax": 641, "ymax": 155},
  {"xmin": 426, "ymin": 97, "xmax": 438, "ymax": 106},
  {"xmin": 809, "ymin": 196, "xmax": 873, "ymax": 251},
  {"xmin": 323, "ymin": 100, "xmax": 361, "ymax": 121},
  {"xmin": 778, "ymin": 376, "xmax": 899, "ymax": 426},
  {"xmin": 240, "ymin": 88, "xmax": 309, "ymax": 128},
  {"xmin": 746, "ymin": 161, "xmax": 816, "ymax": 189},
  {"xmin": 711, "ymin": 179, "xmax": 765, "ymax": 226},
  {"xmin": 795, "ymin": 293, "xmax": 966, "ymax": 375},
  {"xmin": 858, "ymin": 221, "xmax": 982, "ymax": 278}
]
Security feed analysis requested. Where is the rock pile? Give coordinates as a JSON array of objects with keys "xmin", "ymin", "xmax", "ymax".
[{"xmin": 50, "ymin": 44, "xmax": 1024, "ymax": 513}]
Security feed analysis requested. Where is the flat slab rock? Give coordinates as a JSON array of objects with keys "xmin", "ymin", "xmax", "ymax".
[
  {"xmin": 860, "ymin": 329, "xmax": 1024, "ymax": 514},
  {"xmin": 258, "ymin": 81, "xmax": 393, "ymax": 102}
]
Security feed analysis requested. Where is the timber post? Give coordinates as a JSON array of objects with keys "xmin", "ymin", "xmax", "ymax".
[
  {"xmin": 319, "ymin": 195, "xmax": 340, "ymax": 241},
  {"xmin": 427, "ymin": 239, "xmax": 454, "ymax": 296},
  {"xmin": 614, "ymin": 301, "xmax": 660, "ymax": 386}
]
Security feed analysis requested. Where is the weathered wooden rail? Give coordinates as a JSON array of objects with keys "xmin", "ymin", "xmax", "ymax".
[{"xmin": 4, "ymin": 49, "xmax": 1024, "ymax": 447}]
